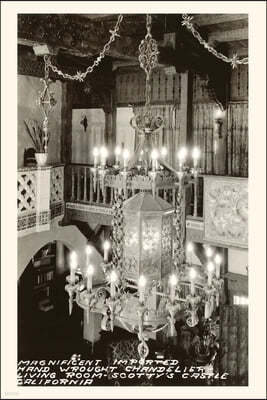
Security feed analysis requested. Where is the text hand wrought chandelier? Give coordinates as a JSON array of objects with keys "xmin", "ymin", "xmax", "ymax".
[{"xmin": 65, "ymin": 14, "xmax": 224, "ymax": 367}]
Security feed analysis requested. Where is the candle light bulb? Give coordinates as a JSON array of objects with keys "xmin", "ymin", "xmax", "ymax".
[
  {"xmin": 103, "ymin": 240, "xmax": 110, "ymax": 262},
  {"xmin": 86, "ymin": 245, "xmax": 92, "ymax": 256},
  {"xmin": 178, "ymin": 147, "xmax": 188, "ymax": 162},
  {"xmin": 207, "ymin": 261, "xmax": 215, "ymax": 273},
  {"xmin": 138, "ymin": 275, "xmax": 147, "ymax": 288},
  {"xmin": 151, "ymin": 149, "xmax": 159, "ymax": 160},
  {"xmin": 122, "ymin": 149, "xmax": 130, "ymax": 160},
  {"xmin": 100, "ymin": 146, "xmax": 108, "ymax": 157},
  {"xmin": 87, "ymin": 264, "xmax": 94, "ymax": 276},
  {"xmin": 100, "ymin": 146, "xmax": 108, "ymax": 167},
  {"xmin": 169, "ymin": 274, "xmax": 178, "ymax": 303},
  {"xmin": 187, "ymin": 242, "xmax": 194, "ymax": 253},
  {"xmin": 189, "ymin": 268, "xmax": 197, "ymax": 280},
  {"xmin": 110, "ymin": 270, "xmax": 117, "ymax": 283},
  {"xmin": 122, "ymin": 149, "xmax": 130, "ymax": 168},
  {"xmin": 114, "ymin": 145, "xmax": 121, "ymax": 156},
  {"xmin": 70, "ymin": 251, "xmax": 77, "ymax": 268},
  {"xmin": 70, "ymin": 251, "xmax": 77, "ymax": 285},
  {"xmin": 205, "ymin": 247, "xmax": 213, "ymax": 258},
  {"xmin": 92, "ymin": 147, "xmax": 99, "ymax": 158},
  {"xmin": 103, "ymin": 241, "xmax": 110, "ymax": 251},
  {"xmin": 215, "ymin": 254, "xmax": 222, "ymax": 265},
  {"xmin": 151, "ymin": 149, "xmax": 159, "ymax": 172},
  {"xmin": 169, "ymin": 274, "xmax": 178, "ymax": 286},
  {"xmin": 214, "ymin": 254, "xmax": 222, "ymax": 279},
  {"xmin": 189, "ymin": 268, "xmax": 197, "ymax": 296}
]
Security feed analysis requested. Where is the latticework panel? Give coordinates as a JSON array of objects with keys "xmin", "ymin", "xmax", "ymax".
[
  {"xmin": 17, "ymin": 171, "xmax": 36, "ymax": 213},
  {"xmin": 50, "ymin": 166, "xmax": 64, "ymax": 204}
]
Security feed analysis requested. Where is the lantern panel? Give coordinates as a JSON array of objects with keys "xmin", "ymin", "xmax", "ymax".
[
  {"xmin": 124, "ymin": 212, "xmax": 140, "ymax": 278},
  {"xmin": 161, "ymin": 214, "xmax": 173, "ymax": 277},
  {"xmin": 140, "ymin": 215, "xmax": 161, "ymax": 279}
]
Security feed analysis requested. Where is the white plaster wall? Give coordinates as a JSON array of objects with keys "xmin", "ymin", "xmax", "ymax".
[
  {"xmin": 18, "ymin": 75, "xmax": 62, "ymax": 168},
  {"xmin": 17, "ymin": 224, "xmax": 105, "ymax": 283},
  {"xmin": 228, "ymin": 248, "xmax": 248, "ymax": 275},
  {"xmin": 72, "ymin": 108, "xmax": 105, "ymax": 164}
]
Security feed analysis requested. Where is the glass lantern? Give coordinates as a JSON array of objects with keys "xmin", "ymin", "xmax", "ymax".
[{"xmin": 123, "ymin": 192, "xmax": 174, "ymax": 282}]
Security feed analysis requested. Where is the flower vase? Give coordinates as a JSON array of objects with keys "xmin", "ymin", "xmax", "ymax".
[{"xmin": 35, "ymin": 153, "xmax": 48, "ymax": 167}]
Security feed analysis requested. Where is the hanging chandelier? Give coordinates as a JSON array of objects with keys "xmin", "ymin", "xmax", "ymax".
[{"xmin": 65, "ymin": 14, "xmax": 223, "ymax": 364}]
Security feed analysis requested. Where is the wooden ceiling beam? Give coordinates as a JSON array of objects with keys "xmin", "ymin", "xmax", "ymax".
[
  {"xmin": 208, "ymin": 27, "xmax": 248, "ymax": 43},
  {"xmin": 193, "ymin": 13, "xmax": 248, "ymax": 26}
]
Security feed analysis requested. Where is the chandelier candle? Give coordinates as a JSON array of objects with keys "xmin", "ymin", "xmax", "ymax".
[
  {"xmin": 187, "ymin": 242, "xmax": 194, "ymax": 265},
  {"xmin": 215, "ymin": 254, "xmax": 222, "ymax": 279},
  {"xmin": 205, "ymin": 246, "xmax": 213, "ymax": 259},
  {"xmin": 122, "ymin": 149, "xmax": 130, "ymax": 169},
  {"xmin": 178, "ymin": 147, "xmax": 188, "ymax": 170},
  {"xmin": 87, "ymin": 264, "xmax": 94, "ymax": 292},
  {"xmin": 70, "ymin": 252, "xmax": 77, "ymax": 284},
  {"xmin": 86, "ymin": 244, "xmax": 92, "ymax": 266},
  {"xmin": 114, "ymin": 145, "xmax": 121, "ymax": 165},
  {"xmin": 100, "ymin": 146, "xmax": 108, "ymax": 167},
  {"xmin": 93, "ymin": 147, "xmax": 99, "ymax": 168},
  {"xmin": 169, "ymin": 274, "xmax": 178, "ymax": 303},
  {"xmin": 189, "ymin": 268, "xmax": 197, "ymax": 296},
  {"xmin": 207, "ymin": 261, "xmax": 215, "ymax": 286},
  {"xmin": 103, "ymin": 241, "xmax": 110, "ymax": 262},
  {"xmin": 138, "ymin": 275, "xmax": 147, "ymax": 303},
  {"xmin": 110, "ymin": 270, "xmax": 117, "ymax": 298},
  {"xmin": 151, "ymin": 149, "xmax": 159, "ymax": 172}
]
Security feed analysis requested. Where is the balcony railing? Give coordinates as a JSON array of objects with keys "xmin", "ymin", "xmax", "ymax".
[
  {"xmin": 17, "ymin": 164, "xmax": 65, "ymax": 237},
  {"xmin": 65, "ymin": 163, "xmax": 204, "ymax": 216},
  {"xmin": 18, "ymin": 163, "xmax": 247, "ymax": 249}
]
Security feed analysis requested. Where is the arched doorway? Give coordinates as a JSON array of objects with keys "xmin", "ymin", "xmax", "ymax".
[{"xmin": 18, "ymin": 240, "xmax": 85, "ymax": 361}]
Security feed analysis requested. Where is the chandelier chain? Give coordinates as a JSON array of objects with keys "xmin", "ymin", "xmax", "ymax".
[
  {"xmin": 181, "ymin": 14, "xmax": 248, "ymax": 69},
  {"xmin": 45, "ymin": 14, "xmax": 123, "ymax": 82}
]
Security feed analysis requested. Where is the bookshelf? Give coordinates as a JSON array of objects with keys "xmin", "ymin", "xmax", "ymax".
[{"xmin": 32, "ymin": 242, "xmax": 56, "ymax": 312}]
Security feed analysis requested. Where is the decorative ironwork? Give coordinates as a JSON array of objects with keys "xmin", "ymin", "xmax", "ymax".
[
  {"xmin": 46, "ymin": 15, "xmax": 123, "ymax": 82},
  {"xmin": 181, "ymin": 14, "xmax": 248, "ymax": 69},
  {"xmin": 130, "ymin": 14, "xmax": 164, "ymax": 161}
]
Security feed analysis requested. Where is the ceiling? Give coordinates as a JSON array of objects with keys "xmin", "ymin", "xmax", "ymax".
[{"xmin": 18, "ymin": 13, "xmax": 248, "ymax": 60}]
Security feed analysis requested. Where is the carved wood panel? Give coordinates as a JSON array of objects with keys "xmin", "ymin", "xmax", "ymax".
[
  {"xmin": 230, "ymin": 64, "xmax": 248, "ymax": 101},
  {"xmin": 203, "ymin": 176, "xmax": 248, "ymax": 248},
  {"xmin": 227, "ymin": 102, "xmax": 248, "ymax": 177},
  {"xmin": 220, "ymin": 305, "xmax": 248, "ymax": 385},
  {"xmin": 116, "ymin": 69, "xmax": 182, "ymax": 105}
]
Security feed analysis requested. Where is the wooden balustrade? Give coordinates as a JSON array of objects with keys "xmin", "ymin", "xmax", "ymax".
[{"xmin": 66, "ymin": 164, "xmax": 204, "ymax": 217}]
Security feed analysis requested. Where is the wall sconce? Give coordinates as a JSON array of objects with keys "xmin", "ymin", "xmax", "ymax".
[{"xmin": 213, "ymin": 107, "xmax": 226, "ymax": 139}]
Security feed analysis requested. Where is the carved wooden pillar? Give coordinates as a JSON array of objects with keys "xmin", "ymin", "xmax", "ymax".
[
  {"xmin": 214, "ymin": 117, "xmax": 227, "ymax": 175},
  {"xmin": 102, "ymin": 88, "xmax": 116, "ymax": 164},
  {"xmin": 186, "ymin": 70, "xmax": 194, "ymax": 149},
  {"xmin": 61, "ymin": 81, "xmax": 73, "ymax": 201}
]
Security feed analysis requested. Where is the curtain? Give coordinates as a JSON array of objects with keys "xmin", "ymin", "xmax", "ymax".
[
  {"xmin": 227, "ymin": 102, "xmax": 248, "ymax": 177},
  {"xmin": 132, "ymin": 104, "xmax": 182, "ymax": 168},
  {"xmin": 193, "ymin": 103, "xmax": 215, "ymax": 174}
]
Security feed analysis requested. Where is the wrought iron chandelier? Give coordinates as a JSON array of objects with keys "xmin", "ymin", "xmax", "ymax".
[{"xmin": 65, "ymin": 14, "xmax": 223, "ymax": 364}]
